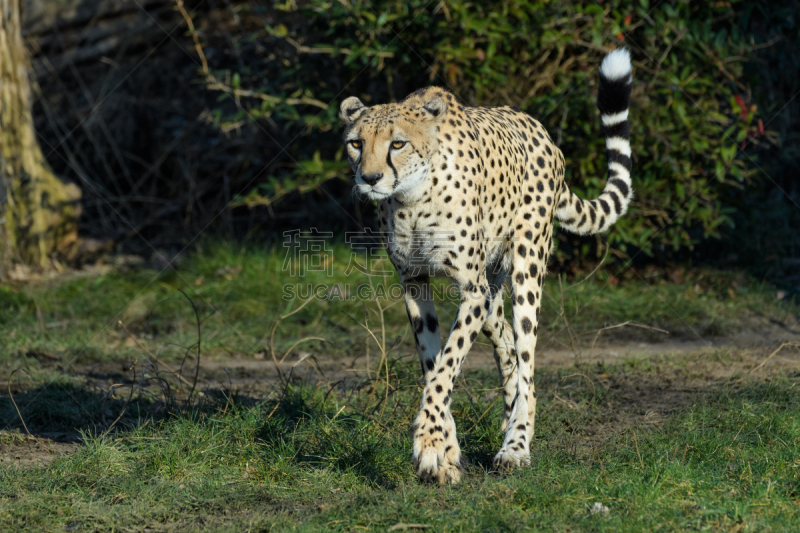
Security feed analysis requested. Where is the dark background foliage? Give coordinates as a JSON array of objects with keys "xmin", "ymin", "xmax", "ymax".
[{"xmin": 26, "ymin": 0, "xmax": 800, "ymax": 283}]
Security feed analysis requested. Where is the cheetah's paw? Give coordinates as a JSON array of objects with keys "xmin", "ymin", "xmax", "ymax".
[
  {"xmin": 492, "ymin": 448, "xmax": 531, "ymax": 472},
  {"xmin": 414, "ymin": 446, "xmax": 463, "ymax": 484}
]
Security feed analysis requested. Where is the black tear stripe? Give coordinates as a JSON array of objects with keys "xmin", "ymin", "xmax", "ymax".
[
  {"xmin": 386, "ymin": 150, "xmax": 399, "ymax": 187},
  {"xmin": 600, "ymin": 121, "xmax": 630, "ymax": 140},
  {"xmin": 597, "ymin": 73, "xmax": 632, "ymax": 115},
  {"xmin": 606, "ymin": 149, "xmax": 632, "ymax": 171}
]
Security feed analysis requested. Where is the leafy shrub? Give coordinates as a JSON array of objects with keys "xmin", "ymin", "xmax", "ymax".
[{"xmin": 201, "ymin": 0, "xmax": 768, "ymax": 260}]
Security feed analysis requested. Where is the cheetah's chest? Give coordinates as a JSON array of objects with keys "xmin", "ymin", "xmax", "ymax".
[{"xmin": 385, "ymin": 207, "xmax": 454, "ymax": 277}]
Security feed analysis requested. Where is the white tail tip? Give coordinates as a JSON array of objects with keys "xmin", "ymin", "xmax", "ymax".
[{"xmin": 600, "ymin": 48, "xmax": 632, "ymax": 81}]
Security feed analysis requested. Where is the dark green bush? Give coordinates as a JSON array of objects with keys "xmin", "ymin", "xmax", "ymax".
[{"xmin": 202, "ymin": 0, "xmax": 773, "ymax": 260}]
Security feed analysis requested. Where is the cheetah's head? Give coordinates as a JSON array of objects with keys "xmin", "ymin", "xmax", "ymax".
[{"xmin": 339, "ymin": 96, "xmax": 447, "ymax": 202}]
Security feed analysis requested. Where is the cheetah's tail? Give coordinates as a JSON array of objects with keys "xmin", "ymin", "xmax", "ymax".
[{"xmin": 555, "ymin": 48, "xmax": 633, "ymax": 235}]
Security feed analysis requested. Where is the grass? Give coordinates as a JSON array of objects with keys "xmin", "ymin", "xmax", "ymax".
[
  {"xmin": 1, "ymin": 242, "xmax": 797, "ymax": 367},
  {"xmin": 1, "ymin": 243, "xmax": 800, "ymax": 531},
  {"xmin": 1, "ymin": 359, "xmax": 799, "ymax": 531}
]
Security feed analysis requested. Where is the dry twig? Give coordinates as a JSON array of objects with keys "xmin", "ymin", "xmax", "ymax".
[
  {"xmin": 748, "ymin": 342, "xmax": 800, "ymax": 375},
  {"xmin": 7, "ymin": 369, "xmax": 31, "ymax": 436},
  {"xmin": 268, "ymin": 295, "xmax": 319, "ymax": 381},
  {"xmin": 118, "ymin": 320, "xmax": 196, "ymax": 390},
  {"xmin": 589, "ymin": 322, "xmax": 669, "ymax": 359}
]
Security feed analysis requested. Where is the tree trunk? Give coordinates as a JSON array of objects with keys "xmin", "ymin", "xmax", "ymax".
[{"xmin": 0, "ymin": 0, "xmax": 81, "ymax": 275}]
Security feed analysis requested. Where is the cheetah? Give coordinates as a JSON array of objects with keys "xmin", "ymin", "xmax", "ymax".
[{"xmin": 339, "ymin": 48, "xmax": 633, "ymax": 484}]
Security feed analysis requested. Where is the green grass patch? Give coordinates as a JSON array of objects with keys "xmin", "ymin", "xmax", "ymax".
[
  {"xmin": 1, "ymin": 358, "xmax": 799, "ymax": 531},
  {"xmin": 1, "ymin": 243, "xmax": 797, "ymax": 369},
  {"xmin": 2, "ymin": 246, "xmax": 799, "ymax": 530}
]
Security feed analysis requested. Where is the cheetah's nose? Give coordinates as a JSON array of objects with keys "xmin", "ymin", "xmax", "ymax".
[{"xmin": 361, "ymin": 172, "xmax": 383, "ymax": 186}]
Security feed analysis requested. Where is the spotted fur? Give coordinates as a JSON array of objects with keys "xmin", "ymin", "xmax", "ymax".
[{"xmin": 339, "ymin": 48, "xmax": 633, "ymax": 484}]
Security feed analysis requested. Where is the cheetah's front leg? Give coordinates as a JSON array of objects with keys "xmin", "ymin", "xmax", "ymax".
[
  {"xmin": 493, "ymin": 238, "xmax": 549, "ymax": 470},
  {"xmin": 402, "ymin": 275, "xmax": 441, "ymax": 380},
  {"xmin": 412, "ymin": 281, "xmax": 490, "ymax": 484},
  {"xmin": 481, "ymin": 275, "xmax": 518, "ymax": 432}
]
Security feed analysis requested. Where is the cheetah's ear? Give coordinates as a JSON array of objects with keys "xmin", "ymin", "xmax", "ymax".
[
  {"xmin": 340, "ymin": 97, "xmax": 367, "ymax": 124},
  {"xmin": 420, "ymin": 97, "xmax": 447, "ymax": 121}
]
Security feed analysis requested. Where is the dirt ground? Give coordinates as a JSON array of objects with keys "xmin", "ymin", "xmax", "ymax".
[
  {"xmin": 0, "ymin": 434, "xmax": 78, "ymax": 467},
  {"xmin": 3, "ymin": 328, "xmax": 800, "ymax": 470},
  {"xmin": 184, "ymin": 328, "xmax": 800, "ymax": 390}
]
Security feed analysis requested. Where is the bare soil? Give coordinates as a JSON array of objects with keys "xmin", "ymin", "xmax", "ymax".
[
  {"xmin": 4, "ymin": 330, "xmax": 799, "ymax": 469},
  {"xmin": 0, "ymin": 433, "xmax": 78, "ymax": 467}
]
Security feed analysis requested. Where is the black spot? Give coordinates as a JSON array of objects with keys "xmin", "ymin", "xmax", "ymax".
[
  {"xmin": 520, "ymin": 351, "xmax": 530, "ymax": 362},
  {"xmin": 521, "ymin": 317, "xmax": 532, "ymax": 334},
  {"xmin": 426, "ymin": 314, "xmax": 438, "ymax": 333}
]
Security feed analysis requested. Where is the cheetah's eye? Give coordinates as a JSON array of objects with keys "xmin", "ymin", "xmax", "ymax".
[
  {"xmin": 349, "ymin": 140, "xmax": 362, "ymax": 150},
  {"xmin": 391, "ymin": 141, "xmax": 406, "ymax": 150}
]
